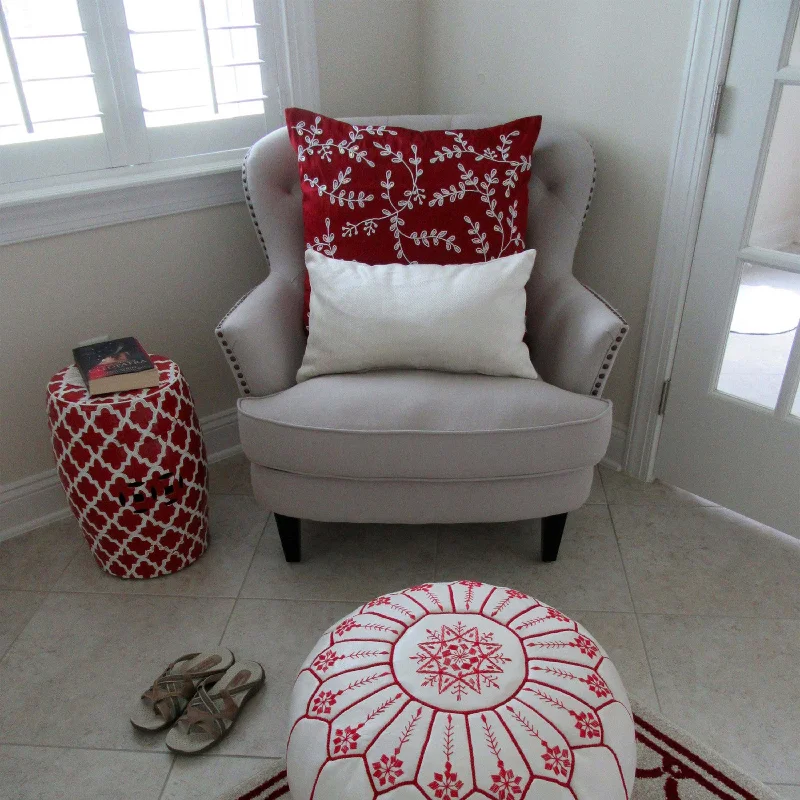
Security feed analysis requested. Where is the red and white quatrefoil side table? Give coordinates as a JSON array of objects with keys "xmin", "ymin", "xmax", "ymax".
[
  {"xmin": 46, "ymin": 356, "xmax": 208, "ymax": 579},
  {"xmin": 287, "ymin": 581, "xmax": 636, "ymax": 800}
]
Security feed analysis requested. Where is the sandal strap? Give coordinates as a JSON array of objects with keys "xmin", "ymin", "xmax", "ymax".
[
  {"xmin": 179, "ymin": 682, "xmax": 238, "ymax": 737},
  {"xmin": 178, "ymin": 674, "xmax": 262, "ymax": 737},
  {"xmin": 141, "ymin": 653, "xmax": 227, "ymax": 722},
  {"xmin": 142, "ymin": 673, "xmax": 196, "ymax": 720}
]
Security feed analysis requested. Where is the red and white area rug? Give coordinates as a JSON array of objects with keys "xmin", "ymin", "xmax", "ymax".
[{"xmin": 217, "ymin": 700, "xmax": 779, "ymax": 800}]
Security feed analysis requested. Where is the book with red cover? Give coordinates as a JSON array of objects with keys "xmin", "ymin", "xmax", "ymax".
[{"xmin": 72, "ymin": 337, "xmax": 159, "ymax": 396}]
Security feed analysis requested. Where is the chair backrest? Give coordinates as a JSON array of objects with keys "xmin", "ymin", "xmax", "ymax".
[{"xmin": 243, "ymin": 114, "xmax": 595, "ymax": 292}]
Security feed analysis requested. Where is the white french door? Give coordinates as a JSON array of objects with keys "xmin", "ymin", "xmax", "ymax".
[{"xmin": 656, "ymin": 0, "xmax": 800, "ymax": 536}]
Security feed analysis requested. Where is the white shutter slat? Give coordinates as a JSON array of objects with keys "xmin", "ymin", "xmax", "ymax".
[
  {"xmin": 122, "ymin": 0, "xmax": 272, "ymax": 161},
  {"xmin": 0, "ymin": 0, "xmax": 112, "ymax": 181}
]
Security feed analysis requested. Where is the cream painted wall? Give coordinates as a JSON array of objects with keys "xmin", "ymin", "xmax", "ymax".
[
  {"xmin": 1, "ymin": 205, "xmax": 266, "ymax": 484},
  {"xmin": 315, "ymin": 0, "xmax": 422, "ymax": 116},
  {"xmin": 420, "ymin": 0, "xmax": 695, "ymax": 425}
]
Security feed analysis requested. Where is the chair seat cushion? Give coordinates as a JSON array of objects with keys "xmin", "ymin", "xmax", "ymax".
[{"xmin": 238, "ymin": 370, "xmax": 611, "ymax": 480}]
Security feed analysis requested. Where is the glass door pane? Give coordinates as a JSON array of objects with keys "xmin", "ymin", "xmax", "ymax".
[
  {"xmin": 749, "ymin": 85, "xmax": 800, "ymax": 252},
  {"xmin": 790, "ymin": 11, "xmax": 800, "ymax": 64},
  {"xmin": 717, "ymin": 263, "xmax": 800, "ymax": 408}
]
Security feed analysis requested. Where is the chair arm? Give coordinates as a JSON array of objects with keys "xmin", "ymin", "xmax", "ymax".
[
  {"xmin": 215, "ymin": 273, "xmax": 305, "ymax": 397},
  {"xmin": 527, "ymin": 276, "xmax": 629, "ymax": 397}
]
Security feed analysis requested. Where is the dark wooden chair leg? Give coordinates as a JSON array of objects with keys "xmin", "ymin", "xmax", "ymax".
[
  {"xmin": 274, "ymin": 513, "xmax": 301, "ymax": 562},
  {"xmin": 541, "ymin": 513, "xmax": 568, "ymax": 562}
]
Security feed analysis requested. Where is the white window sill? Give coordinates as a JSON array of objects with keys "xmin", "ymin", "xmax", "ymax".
[{"xmin": 0, "ymin": 152, "xmax": 249, "ymax": 246}]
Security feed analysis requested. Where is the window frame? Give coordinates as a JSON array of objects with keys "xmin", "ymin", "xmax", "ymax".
[{"xmin": 0, "ymin": 0, "xmax": 319, "ymax": 246}]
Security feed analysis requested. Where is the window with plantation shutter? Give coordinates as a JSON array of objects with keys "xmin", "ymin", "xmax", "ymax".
[{"xmin": 0, "ymin": 0, "xmax": 315, "ymax": 201}]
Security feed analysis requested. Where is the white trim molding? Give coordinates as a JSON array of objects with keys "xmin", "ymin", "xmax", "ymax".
[
  {"xmin": 0, "ymin": 407, "xmax": 241, "ymax": 542},
  {"xmin": 0, "ymin": 159, "xmax": 247, "ymax": 246},
  {"xmin": 625, "ymin": 0, "xmax": 739, "ymax": 481},
  {"xmin": 271, "ymin": 0, "xmax": 321, "ymax": 110},
  {"xmin": 202, "ymin": 407, "xmax": 245, "ymax": 465}
]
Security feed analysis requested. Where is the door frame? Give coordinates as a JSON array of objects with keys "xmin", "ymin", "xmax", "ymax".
[{"xmin": 625, "ymin": 0, "xmax": 742, "ymax": 480}]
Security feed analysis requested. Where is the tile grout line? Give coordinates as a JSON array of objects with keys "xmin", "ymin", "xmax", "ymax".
[
  {"xmin": 432, "ymin": 526, "xmax": 440, "ymax": 582},
  {"xmin": 156, "ymin": 755, "xmax": 177, "ymax": 800},
  {"xmin": 613, "ymin": 610, "xmax": 800, "ymax": 621},
  {"xmin": 0, "ymin": 740, "xmax": 281, "ymax": 760},
  {"xmin": 217, "ymin": 511, "xmax": 272, "ymax": 648},
  {"xmin": 0, "ymin": 591, "xmax": 48, "ymax": 666},
  {"xmin": 37, "ymin": 588, "xmax": 243, "ymax": 600},
  {"xmin": 0, "ymin": 526, "xmax": 69, "ymax": 660},
  {"xmin": 604, "ymin": 498, "xmax": 666, "ymax": 715},
  {"xmin": 0, "ymin": 740, "xmax": 172, "ymax": 754},
  {"xmin": 53, "ymin": 538, "xmax": 87, "ymax": 585},
  {"xmin": 0, "ymin": 538, "xmax": 87, "ymax": 660}
]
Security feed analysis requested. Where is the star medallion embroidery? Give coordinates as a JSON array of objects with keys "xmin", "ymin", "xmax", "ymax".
[{"xmin": 412, "ymin": 621, "xmax": 511, "ymax": 700}]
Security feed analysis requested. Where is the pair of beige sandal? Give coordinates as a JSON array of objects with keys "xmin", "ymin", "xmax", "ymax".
[{"xmin": 130, "ymin": 648, "xmax": 264, "ymax": 754}]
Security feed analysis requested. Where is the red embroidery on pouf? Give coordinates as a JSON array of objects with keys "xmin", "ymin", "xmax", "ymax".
[
  {"xmin": 481, "ymin": 715, "xmax": 524, "ymax": 799},
  {"xmin": 428, "ymin": 715, "xmax": 465, "ymax": 799},
  {"xmin": 458, "ymin": 579, "xmax": 483, "ymax": 610},
  {"xmin": 570, "ymin": 709, "xmax": 602, "ymax": 739},
  {"xmin": 287, "ymin": 583, "xmax": 636, "ymax": 800},
  {"xmin": 46, "ymin": 357, "xmax": 208, "ymax": 579},
  {"xmin": 412, "ymin": 621, "xmax": 511, "ymax": 700},
  {"xmin": 332, "ymin": 725, "xmax": 362, "ymax": 755},
  {"xmin": 370, "ymin": 706, "xmax": 422, "ymax": 787},
  {"xmin": 285, "ymin": 109, "xmax": 542, "ymax": 324}
]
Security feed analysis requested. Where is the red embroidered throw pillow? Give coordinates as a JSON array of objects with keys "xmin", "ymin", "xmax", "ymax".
[{"xmin": 284, "ymin": 108, "xmax": 542, "ymax": 325}]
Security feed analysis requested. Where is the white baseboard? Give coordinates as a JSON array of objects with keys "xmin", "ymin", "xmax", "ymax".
[
  {"xmin": 200, "ymin": 407, "xmax": 243, "ymax": 464},
  {"xmin": 601, "ymin": 423, "xmax": 628, "ymax": 472},
  {"xmin": 0, "ymin": 406, "xmax": 241, "ymax": 543}
]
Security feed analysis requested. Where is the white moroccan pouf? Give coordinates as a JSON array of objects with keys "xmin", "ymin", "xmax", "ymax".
[{"xmin": 287, "ymin": 581, "xmax": 636, "ymax": 800}]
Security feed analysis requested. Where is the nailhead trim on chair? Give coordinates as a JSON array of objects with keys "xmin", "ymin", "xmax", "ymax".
[
  {"xmin": 242, "ymin": 151, "xmax": 271, "ymax": 263},
  {"xmin": 580, "ymin": 282, "xmax": 629, "ymax": 398},
  {"xmin": 577, "ymin": 145, "xmax": 620, "ymax": 397},
  {"xmin": 580, "ymin": 144, "xmax": 597, "ymax": 233},
  {"xmin": 215, "ymin": 290, "xmax": 254, "ymax": 396},
  {"xmin": 211, "ymin": 152, "xmax": 272, "ymax": 399}
]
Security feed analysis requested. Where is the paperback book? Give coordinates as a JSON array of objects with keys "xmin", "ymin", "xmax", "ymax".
[{"xmin": 72, "ymin": 337, "xmax": 159, "ymax": 396}]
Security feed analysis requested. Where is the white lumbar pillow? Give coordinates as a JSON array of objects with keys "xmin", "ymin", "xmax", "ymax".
[{"xmin": 296, "ymin": 249, "xmax": 538, "ymax": 383}]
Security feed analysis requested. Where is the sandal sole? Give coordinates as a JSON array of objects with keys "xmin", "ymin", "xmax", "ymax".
[{"xmin": 165, "ymin": 672, "xmax": 265, "ymax": 756}]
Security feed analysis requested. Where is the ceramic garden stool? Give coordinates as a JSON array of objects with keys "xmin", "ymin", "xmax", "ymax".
[
  {"xmin": 46, "ymin": 355, "xmax": 209, "ymax": 579},
  {"xmin": 287, "ymin": 581, "xmax": 636, "ymax": 800}
]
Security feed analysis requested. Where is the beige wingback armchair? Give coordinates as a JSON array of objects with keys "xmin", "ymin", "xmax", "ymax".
[{"xmin": 216, "ymin": 115, "xmax": 628, "ymax": 563}]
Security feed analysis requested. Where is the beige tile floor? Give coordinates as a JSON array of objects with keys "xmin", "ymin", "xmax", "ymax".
[{"xmin": 0, "ymin": 454, "xmax": 798, "ymax": 799}]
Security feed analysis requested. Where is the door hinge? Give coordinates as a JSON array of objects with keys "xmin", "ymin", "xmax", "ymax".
[
  {"xmin": 708, "ymin": 83, "xmax": 725, "ymax": 138},
  {"xmin": 658, "ymin": 379, "xmax": 671, "ymax": 416}
]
